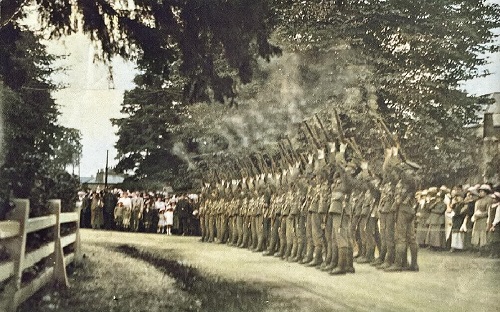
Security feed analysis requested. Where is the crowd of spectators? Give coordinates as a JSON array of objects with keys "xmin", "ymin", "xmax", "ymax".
[
  {"xmin": 77, "ymin": 189, "xmax": 200, "ymax": 236},
  {"xmin": 76, "ymin": 181, "xmax": 500, "ymax": 259},
  {"xmin": 416, "ymin": 183, "xmax": 500, "ymax": 258}
]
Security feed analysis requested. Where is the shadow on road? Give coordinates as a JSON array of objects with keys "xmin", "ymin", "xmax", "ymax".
[{"xmin": 114, "ymin": 244, "xmax": 276, "ymax": 312}]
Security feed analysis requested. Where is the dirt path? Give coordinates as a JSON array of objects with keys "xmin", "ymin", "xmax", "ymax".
[{"xmin": 79, "ymin": 229, "xmax": 500, "ymax": 312}]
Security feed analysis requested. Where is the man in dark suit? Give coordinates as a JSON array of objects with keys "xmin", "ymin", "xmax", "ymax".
[{"xmin": 176, "ymin": 194, "xmax": 192, "ymax": 235}]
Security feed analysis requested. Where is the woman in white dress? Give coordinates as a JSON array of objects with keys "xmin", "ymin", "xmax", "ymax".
[{"xmin": 166, "ymin": 203, "xmax": 174, "ymax": 235}]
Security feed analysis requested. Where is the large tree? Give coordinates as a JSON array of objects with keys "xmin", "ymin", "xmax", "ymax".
[
  {"xmin": 114, "ymin": 0, "xmax": 500, "ymax": 187},
  {"xmin": 0, "ymin": 24, "xmax": 80, "ymax": 214},
  {"xmin": 1, "ymin": 0, "xmax": 281, "ymax": 103}
]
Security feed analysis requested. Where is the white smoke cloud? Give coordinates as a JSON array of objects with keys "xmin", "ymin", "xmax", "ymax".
[
  {"xmin": 187, "ymin": 48, "xmax": 372, "ymax": 158},
  {"xmin": 171, "ymin": 141, "xmax": 196, "ymax": 170}
]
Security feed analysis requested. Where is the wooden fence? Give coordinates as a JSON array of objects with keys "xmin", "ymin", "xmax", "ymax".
[{"xmin": 0, "ymin": 199, "xmax": 82, "ymax": 312}]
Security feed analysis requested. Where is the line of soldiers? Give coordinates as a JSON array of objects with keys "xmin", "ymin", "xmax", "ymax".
[{"xmin": 198, "ymin": 145, "xmax": 420, "ymax": 274}]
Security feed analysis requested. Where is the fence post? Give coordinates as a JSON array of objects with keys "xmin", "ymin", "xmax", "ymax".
[
  {"xmin": 74, "ymin": 205, "xmax": 83, "ymax": 263},
  {"xmin": 0, "ymin": 199, "xmax": 29, "ymax": 312},
  {"xmin": 48, "ymin": 199, "xmax": 69, "ymax": 288}
]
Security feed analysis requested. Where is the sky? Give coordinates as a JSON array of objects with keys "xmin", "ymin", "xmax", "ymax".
[
  {"xmin": 43, "ymin": 10, "xmax": 500, "ymax": 178},
  {"xmin": 46, "ymin": 34, "xmax": 137, "ymax": 178}
]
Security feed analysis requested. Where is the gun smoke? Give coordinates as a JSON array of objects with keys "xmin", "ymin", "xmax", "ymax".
[{"xmin": 186, "ymin": 47, "xmax": 376, "ymax": 161}]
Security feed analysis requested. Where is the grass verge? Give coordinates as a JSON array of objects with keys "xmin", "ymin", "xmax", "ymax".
[{"xmin": 114, "ymin": 244, "xmax": 270, "ymax": 312}]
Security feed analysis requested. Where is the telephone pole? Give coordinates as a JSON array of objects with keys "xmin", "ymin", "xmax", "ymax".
[{"xmin": 105, "ymin": 150, "xmax": 109, "ymax": 189}]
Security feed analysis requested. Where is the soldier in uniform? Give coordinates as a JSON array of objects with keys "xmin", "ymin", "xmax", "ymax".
[
  {"xmin": 198, "ymin": 192, "xmax": 207, "ymax": 241},
  {"xmin": 240, "ymin": 188, "xmax": 252, "ymax": 248},
  {"xmin": 276, "ymin": 181, "xmax": 291, "ymax": 259},
  {"xmin": 349, "ymin": 188, "xmax": 363, "ymax": 259},
  {"xmin": 358, "ymin": 179, "xmax": 381, "ymax": 264},
  {"xmin": 254, "ymin": 184, "xmax": 271, "ymax": 252},
  {"xmin": 375, "ymin": 180, "xmax": 397, "ymax": 270},
  {"xmin": 290, "ymin": 176, "xmax": 309, "ymax": 262},
  {"xmin": 320, "ymin": 170, "xmax": 342, "ymax": 271},
  {"xmin": 236, "ymin": 188, "xmax": 248, "ymax": 247},
  {"xmin": 264, "ymin": 180, "xmax": 283, "ymax": 256},
  {"xmin": 330, "ymin": 164, "xmax": 357, "ymax": 275},
  {"xmin": 307, "ymin": 170, "xmax": 329, "ymax": 267},
  {"xmin": 356, "ymin": 188, "xmax": 372, "ymax": 263},
  {"xmin": 285, "ymin": 182, "xmax": 300, "ymax": 261},
  {"xmin": 385, "ymin": 179, "xmax": 419, "ymax": 272},
  {"xmin": 207, "ymin": 190, "xmax": 217, "ymax": 243},
  {"xmin": 299, "ymin": 175, "xmax": 316, "ymax": 264}
]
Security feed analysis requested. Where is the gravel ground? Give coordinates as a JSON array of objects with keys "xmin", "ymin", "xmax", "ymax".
[{"xmin": 19, "ymin": 229, "xmax": 500, "ymax": 312}]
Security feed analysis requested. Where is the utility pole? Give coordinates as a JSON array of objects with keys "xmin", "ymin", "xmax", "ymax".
[{"xmin": 105, "ymin": 150, "xmax": 109, "ymax": 189}]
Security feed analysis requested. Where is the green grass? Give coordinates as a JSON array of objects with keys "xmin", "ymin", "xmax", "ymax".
[{"xmin": 114, "ymin": 244, "xmax": 270, "ymax": 312}]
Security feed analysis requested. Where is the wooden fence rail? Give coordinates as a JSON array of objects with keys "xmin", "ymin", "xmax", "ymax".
[{"xmin": 0, "ymin": 199, "xmax": 82, "ymax": 312}]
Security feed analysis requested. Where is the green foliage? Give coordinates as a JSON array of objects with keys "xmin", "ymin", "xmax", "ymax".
[
  {"xmin": 107, "ymin": 0, "xmax": 499, "ymax": 187},
  {"xmin": 1, "ymin": 0, "xmax": 281, "ymax": 104},
  {"xmin": 0, "ymin": 24, "xmax": 80, "ymax": 215},
  {"xmin": 112, "ymin": 67, "xmax": 199, "ymax": 191},
  {"xmin": 264, "ymin": 0, "xmax": 500, "ymax": 185}
]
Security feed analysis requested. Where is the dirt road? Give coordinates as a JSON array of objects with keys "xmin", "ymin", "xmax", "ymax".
[{"xmin": 77, "ymin": 229, "xmax": 499, "ymax": 312}]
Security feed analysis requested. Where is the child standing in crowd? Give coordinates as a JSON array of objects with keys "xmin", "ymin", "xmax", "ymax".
[
  {"xmin": 114, "ymin": 202, "xmax": 124, "ymax": 230},
  {"xmin": 154, "ymin": 196, "xmax": 166, "ymax": 233},
  {"xmin": 158, "ymin": 206, "xmax": 166, "ymax": 234}
]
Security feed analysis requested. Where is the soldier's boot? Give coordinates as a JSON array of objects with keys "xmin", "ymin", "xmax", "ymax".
[
  {"xmin": 358, "ymin": 246, "xmax": 374, "ymax": 264},
  {"xmin": 262, "ymin": 244, "xmax": 275, "ymax": 256},
  {"xmin": 329, "ymin": 247, "xmax": 347, "ymax": 275},
  {"xmin": 345, "ymin": 246, "xmax": 355, "ymax": 273},
  {"xmin": 231, "ymin": 232, "xmax": 239, "ymax": 246},
  {"xmin": 318, "ymin": 243, "xmax": 332, "ymax": 270},
  {"xmin": 320, "ymin": 246, "xmax": 338, "ymax": 272},
  {"xmin": 251, "ymin": 233, "xmax": 260, "ymax": 251},
  {"xmin": 321, "ymin": 245, "xmax": 338, "ymax": 271},
  {"xmin": 275, "ymin": 242, "xmax": 286, "ymax": 258},
  {"xmin": 284, "ymin": 243, "xmax": 293, "ymax": 261},
  {"xmin": 263, "ymin": 233, "xmax": 278, "ymax": 256},
  {"xmin": 402, "ymin": 246, "xmax": 409, "ymax": 269},
  {"xmin": 385, "ymin": 244, "xmax": 405, "ymax": 272},
  {"xmin": 378, "ymin": 245, "xmax": 395, "ymax": 270},
  {"xmin": 372, "ymin": 243, "xmax": 387, "ymax": 266},
  {"xmin": 240, "ymin": 231, "xmax": 250, "ymax": 248},
  {"xmin": 370, "ymin": 257, "xmax": 384, "ymax": 266},
  {"xmin": 299, "ymin": 244, "xmax": 314, "ymax": 264},
  {"xmin": 288, "ymin": 242, "xmax": 298, "ymax": 262},
  {"xmin": 253, "ymin": 238, "xmax": 264, "ymax": 252},
  {"xmin": 236, "ymin": 233, "xmax": 243, "ymax": 247},
  {"xmin": 408, "ymin": 242, "xmax": 419, "ymax": 272},
  {"xmin": 356, "ymin": 244, "xmax": 366, "ymax": 261},
  {"xmin": 291, "ymin": 242, "xmax": 305, "ymax": 262},
  {"xmin": 306, "ymin": 246, "xmax": 323, "ymax": 267}
]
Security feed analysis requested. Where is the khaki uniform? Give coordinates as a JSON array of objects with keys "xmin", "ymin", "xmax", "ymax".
[
  {"xmin": 386, "ymin": 193, "xmax": 418, "ymax": 271},
  {"xmin": 377, "ymin": 183, "xmax": 396, "ymax": 268}
]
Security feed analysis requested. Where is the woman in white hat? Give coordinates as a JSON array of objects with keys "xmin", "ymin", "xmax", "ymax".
[{"xmin": 471, "ymin": 184, "xmax": 494, "ymax": 253}]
